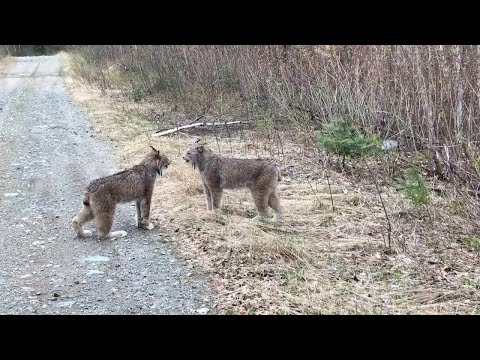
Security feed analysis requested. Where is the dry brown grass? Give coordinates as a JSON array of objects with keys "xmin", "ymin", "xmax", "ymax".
[
  {"xmin": 62, "ymin": 53, "xmax": 480, "ymax": 314},
  {"xmin": 0, "ymin": 55, "xmax": 13, "ymax": 74}
]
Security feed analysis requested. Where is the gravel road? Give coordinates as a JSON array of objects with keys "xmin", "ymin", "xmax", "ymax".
[{"xmin": 0, "ymin": 55, "xmax": 214, "ymax": 314}]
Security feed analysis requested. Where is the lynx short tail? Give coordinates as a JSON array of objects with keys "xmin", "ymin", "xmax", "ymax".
[{"xmin": 82, "ymin": 192, "xmax": 90, "ymax": 206}]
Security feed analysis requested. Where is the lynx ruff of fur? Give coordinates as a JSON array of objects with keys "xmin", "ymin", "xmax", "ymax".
[
  {"xmin": 183, "ymin": 139, "xmax": 283, "ymax": 222},
  {"xmin": 72, "ymin": 146, "xmax": 171, "ymax": 239}
]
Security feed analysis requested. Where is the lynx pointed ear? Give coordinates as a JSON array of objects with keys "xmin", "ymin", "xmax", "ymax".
[{"xmin": 150, "ymin": 145, "xmax": 159, "ymax": 154}]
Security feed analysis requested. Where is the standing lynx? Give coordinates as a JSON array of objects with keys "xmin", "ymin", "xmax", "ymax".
[
  {"xmin": 72, "ymin": 146, "xmax": 171, "ymax": 239},
  {"xmin": 183, "ymin": 139, "xmax": 283, "ymax": 222}
]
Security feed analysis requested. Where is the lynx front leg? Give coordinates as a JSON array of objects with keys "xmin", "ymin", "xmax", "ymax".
[
  {"xmin": 139, "ymin": 197, "xmax": 154, "ymax": 230},
  {"xmin": 202, "ymin": 181, "xmax": 213, "ymax": 210},
  {"xmin": 136, "ymin": 201, "xmax": 142, "ymax": 228}
]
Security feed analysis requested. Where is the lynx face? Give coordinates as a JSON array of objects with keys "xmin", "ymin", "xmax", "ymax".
[
  {"xmin": 150, "ymin": 146, "xmax": 171, "ymax": 176},
  {"xmin": 183, "ymin": 148, "xmax": 198, "ymax": 169},
  {"xmin": 183, "ymin": 140, "xmax": 205, "ymax": 170}
]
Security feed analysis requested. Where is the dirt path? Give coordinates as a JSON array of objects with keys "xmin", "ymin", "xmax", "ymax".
[{"xmin": 0, "ymin": 55, "xmax": 214, "ymax": 314}]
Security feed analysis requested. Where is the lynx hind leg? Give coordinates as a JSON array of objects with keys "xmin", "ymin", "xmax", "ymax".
[
  {"xmin": 251, "ymin": 189, "xmax": 270, "ymax": 222},
  {"xmin": 95, "ymin": 205, "xmax": 127, "ymax": 239},
  {"xmin": 72, "ymin": 205, "xmax": 94, "ymax": 238},
  {"xmin": 268, "ymin": 190, "xmax": 284, "ymax": 222},
  {"xmin": 210, "ymin": 188, "xmax": 223, "ymax": 210}
]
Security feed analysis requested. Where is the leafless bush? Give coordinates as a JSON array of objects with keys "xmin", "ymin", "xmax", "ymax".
[
  {"xmin": 1, "ymin": 45, "xmax": 19, "ymax": 55},
  {"xmin": 1, "ymin": 45, "xmax": 65, "ymax": 56},
  {"xmin": 68, "ymin": 45, "xmax": 480, "ymax": 193}
]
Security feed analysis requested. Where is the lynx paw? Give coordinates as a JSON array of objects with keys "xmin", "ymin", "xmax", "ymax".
[
  {"xmin": 272, "ymin": 214, "xmax": 283, "ymax": 223},
  {"xmin": 144, "ymin": 223, "xmax": 154, "ymax": 230},
  {"xmin": 252, "ymin": 215, "xmax": 269, "ymax": 223},
  {"xmin": 139, "ymin": 221, "xmax": 155, "ymax": 230}
]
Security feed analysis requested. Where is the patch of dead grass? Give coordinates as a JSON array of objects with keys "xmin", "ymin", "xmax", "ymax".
[
  {"xmin": 0, "ymin": 55, "xmax": 14, "ymax": 75},
  {"xmin": 62, "ymin": 53, "xmax": 480, "ymax": 314}
]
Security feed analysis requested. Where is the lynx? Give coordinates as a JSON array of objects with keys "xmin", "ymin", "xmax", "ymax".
[
  {"xmin": 72, "ymin": 146, "xmax": 171, "ymax": 239},
  {"xmin": 183, "ymin": 139, "xmax": 283, "ymax": 222}
]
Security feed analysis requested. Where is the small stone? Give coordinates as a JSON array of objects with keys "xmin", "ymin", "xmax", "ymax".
[
  {"xmin": 83, "ymin": 255, "xmax": 110, "ymax": 262},
  {"xmin": 196, "ymin": 307, "xmax": 209, "ymax": 315},
  {"xmin": 53, "ymin": 300, "xmax": 75, "ymax": 308},
  {"xmin": 87, "ymin": 270, "xmax": 104, "ymax": 276}
]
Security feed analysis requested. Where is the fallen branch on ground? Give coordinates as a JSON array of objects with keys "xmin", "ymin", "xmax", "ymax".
[{"xmin": 153, "ymin": 121, "xmax": 245, "ymax": 137}]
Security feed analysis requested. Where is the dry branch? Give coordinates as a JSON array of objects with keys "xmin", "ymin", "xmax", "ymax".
[{"xmin": 153, "ymin": 121, "xmax": 245, "ymax": 137}]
